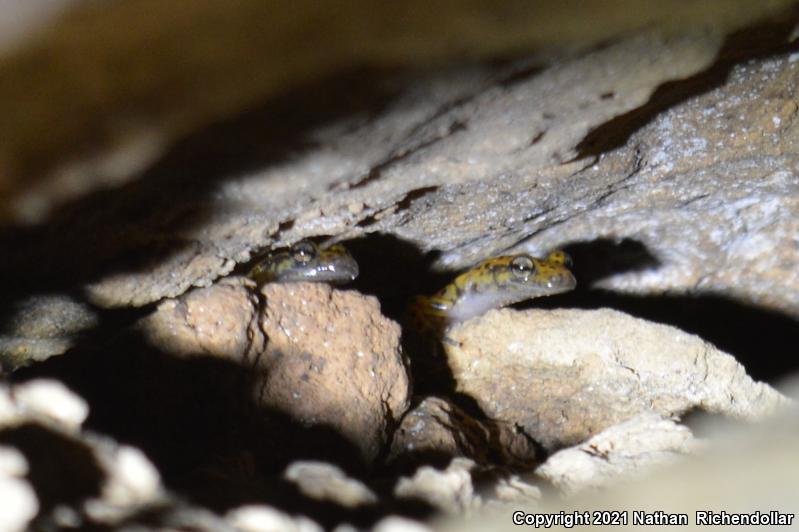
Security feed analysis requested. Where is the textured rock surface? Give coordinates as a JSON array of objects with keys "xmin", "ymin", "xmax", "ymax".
[
  {"xmin": 5, "ymin": 23, "xmax": 799, "ymax": 368},
  {"xmin": 1, "ymin": 29, "xmax": 724, "ymax": 317},
  {"xmin": 226, "ymin": 505, "xmax": 324, "ymax": 532},
  {"xmin": 0, "ymin": 379, "xmax": 165, "ymax": 530},
  {"xmin": 142, "ymin": 279, "xmax": 409, "ymax": 462},
  {"xmin": 2, "ymin": 2, "xmax": 799, "ymax": 530},
  {"xmin": 394, "ymin": 458, "xmax": 480, "ymax": 515},
  {"xmin": 0, "ymin": 295, "xmax": 98, "ymax": 370},
  {"xmin": 283, "ymin": 461, "xmax": 377, "ymax": 508},
  {"xmin": 524, "ymin": 50, "xmax": 799, "ymax": 318},
  {"xmin": 140, "ymin": 277, "xmax": 264, "ymax": 360},
  {"xmin": 393, "ymin": 456, "xmax": 544, "ymax": 517},
  {"xmin": 536, "ymin": 412, "xmax": 701, "ymax": 495},
  {"xmin": 389, "ymin": 396, "xmax": 538, "ymax": 468},
  {"xmin": 81, "ymin": 30, "xmax": 724, "ymax": 308},
  {"xmin": 0, "ymin": 445, "xmax": 37, "ymax": 532},
  {"xmin": 445, "ymin": 308, "xmax": 788, "ymax": 449},
  {"xmin": 2, "ymin": 1, "xmax": 789, "ymax": 224},
  {"xmin": 257, "ymin": 282, "xmax": 409, "ymax": 462},
  {"xmin": 440, "ymin": 397, "xmax": 799, "ymax": 532}
]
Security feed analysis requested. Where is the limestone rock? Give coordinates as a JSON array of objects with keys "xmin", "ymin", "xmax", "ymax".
[
  {"xmin": 536, "ymin": 412, "xmax": 702, "ymax": 495},
  {"xmin": 522, "ymin": 49, "xmax": 799, "ymax": 318},
  {"xmin": 0, "ymin": 379, "xmax": 167, "ymax": 530},
  {"xmin": 445, "ymin": 308, "xmax": 789, "ymax": 450}
]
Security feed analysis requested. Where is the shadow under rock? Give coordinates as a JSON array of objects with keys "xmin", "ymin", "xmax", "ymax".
[
  {"xmin": 575, "ymin": 8, "xmax": 799, "ymax": 159},
  {"xmin": 349, "ymin": 233, "xmax": 548, "ymax": 475},
  {"xmin": 10, "ymin": 325, "xmax": 439, "ymax": 528},
  {"xmin": 346, "ymin": 232, "xmax": 449, "ymax": 323},
  {"xmin": 520, "ymin": 238, "xmax": 799, "ymax": 383},
  {"xmin": 0, "ymin": 422, "xmax": 106, "ymax": 529}
]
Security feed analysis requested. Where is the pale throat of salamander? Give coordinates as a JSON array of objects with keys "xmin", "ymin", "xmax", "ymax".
[{"xmin": 444, "ymin": 287, "xmax": 553, "ymax": 322}]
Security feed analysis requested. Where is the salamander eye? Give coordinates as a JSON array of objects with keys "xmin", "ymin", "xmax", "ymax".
[
  {"xmin": 547, "ymin": 250, "xmax": 573, "ymax": 268},
  {"xmin": 292, "ymin": 241, "xmax": 317, "ymax": 263},
  {"xmin": 510, "ymin": 255, "xmax": 535, "ymax": 278}
]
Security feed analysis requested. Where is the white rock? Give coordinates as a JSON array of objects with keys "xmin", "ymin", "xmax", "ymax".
[
  {"xmin": 537, "ymin": 412, "xmax": 702, "ymax": 494},
  {"xmin": 100, "ymin": 444, "xmax": 162, "ymax": 507},
  {"xmin": 0, "ymin": 446, "xmax": 28, "ymax": 477},
  {"xmin": 394, "ymin": 458, "xmax": 478, "ymax": 515},
  {"xmin": 13, "ymin": 379, "xmax": 88, "ymax": 428},
  {"xmin": 0, "ymin": 449, "xmax": 38, "ymax": 532},
  {"xmin": 226, "ymin": 505, "xmax": 323, "ymax": 532},
  {"xmin": 373, "ymin": 516, "xmax": 433, "ymax": 532},
  {"xmin": 283, "ymin": 461, "xmax": 377, "ymax": 507}
]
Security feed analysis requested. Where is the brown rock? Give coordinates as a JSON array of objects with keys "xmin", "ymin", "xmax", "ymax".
[
  {"xmin": 141, "ymin": 278, "xmax": 410, "ymax": 462},
  {"xmin": 445, "ymin": 308, "xmax": 788, "ymax": 450},
  {"xmin": 140, "ymin": 276, "xmax": 265, "ymax": 362},
  {"xmin": 257, "ymin": 282, "xmax": 410, "ymax": 462},
  {"xmin": 389, "ymin": 396, "xmax": 537, "ymax": 468}
]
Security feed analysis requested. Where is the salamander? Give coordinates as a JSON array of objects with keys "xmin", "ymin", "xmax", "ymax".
[
  {"xmin": 408, "ymin": 250, "xmax": 576, "ymax": 334},
  {"xmin": 248, "ymin": 240, "xmax": 359, "ymax": 285}
]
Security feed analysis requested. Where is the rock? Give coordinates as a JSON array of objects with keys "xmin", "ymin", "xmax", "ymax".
[
  {"xmin": 0, "ymin": 379, "xmax": 89, "ymax": 430},
  {"xmin": 394, "ymin": 458, "xmax": 480, "ymax": 515},
  {"xmin": 140, "ymin": 276, "xmax": 265, "ymax": 361},
  {"xmin": 84, "ymin": 440, "xmax": 164, "ymax": 523},
  {"xmin": 1, "ymin": 4, "xmax": 798, "ymax": 527},
  {"xmin": 372, "ymin": 516, "xmax": 433, "ymax": 532},
  {"xmin": 0, "ymin": 446, "xmax": 38, "ymax": 532},
  {"xmin": 257, "ymin": 282, "xmax": 409, "ymax": 462},
  {"xmin": 7, "ymin": 21, "xmax": 799, "ymax": 371},
  {"xmin": 488, "ymin": 476, "xmax": 542, "ymax": 508},
  {"xmin": 11, "ymin": 379, "xmax": 89, "ymax": 429},
  {"xmin": 445, "ymin": 308, "xmax": 788, "ymax": 450},
  {"xmin": 389, "ymin": 396, "xmax": 538, "ymax": 468},
  {"xmin": 0, "ymin": 379, "xmax": 168, "ymax": 529},
  {"xmin": 536, "ymin": 412, "xmax": 701, "ymax": 495},
  {"xmin": 283, "ymin": 461, "xmax": 377, "ymax": 508},
  {"xmin": 226, "ymin": 505, "xmax": 324, "ymax": 532},
  {"xmin": 142, "ymin": 279, "xmax": 410, "ymax": 463},
  {"xmin": 524, "ymin": 49, "xmax": 799, "ymax": 319},
  {"xmin": 1, "ymin": 27, "xmax": 725, "ymax": 319},
  {"xmin": 0, "ymin": 295, "xmax": 98, "ymax": 370},
  {"xmin": 3, "ymin": 1, "xmax": 784, "ymax": 225},
  {"xmin": 437, "ymin": 392, "xmax": 799, "ymax": 532}
]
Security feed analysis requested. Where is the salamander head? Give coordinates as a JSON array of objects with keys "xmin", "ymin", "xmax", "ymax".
[
  {"xmin": 438, "ymin": 250, "xmax": 576, "ymax": 323},
  {"xmin": 249, "ymin": 241, "xmax": 359, "ymax": 285}
]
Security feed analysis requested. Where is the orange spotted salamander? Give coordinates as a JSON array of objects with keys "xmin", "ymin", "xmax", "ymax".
[{"xmin": 408, "ymin": 250, "xmax": 576, "ymax": 333}]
